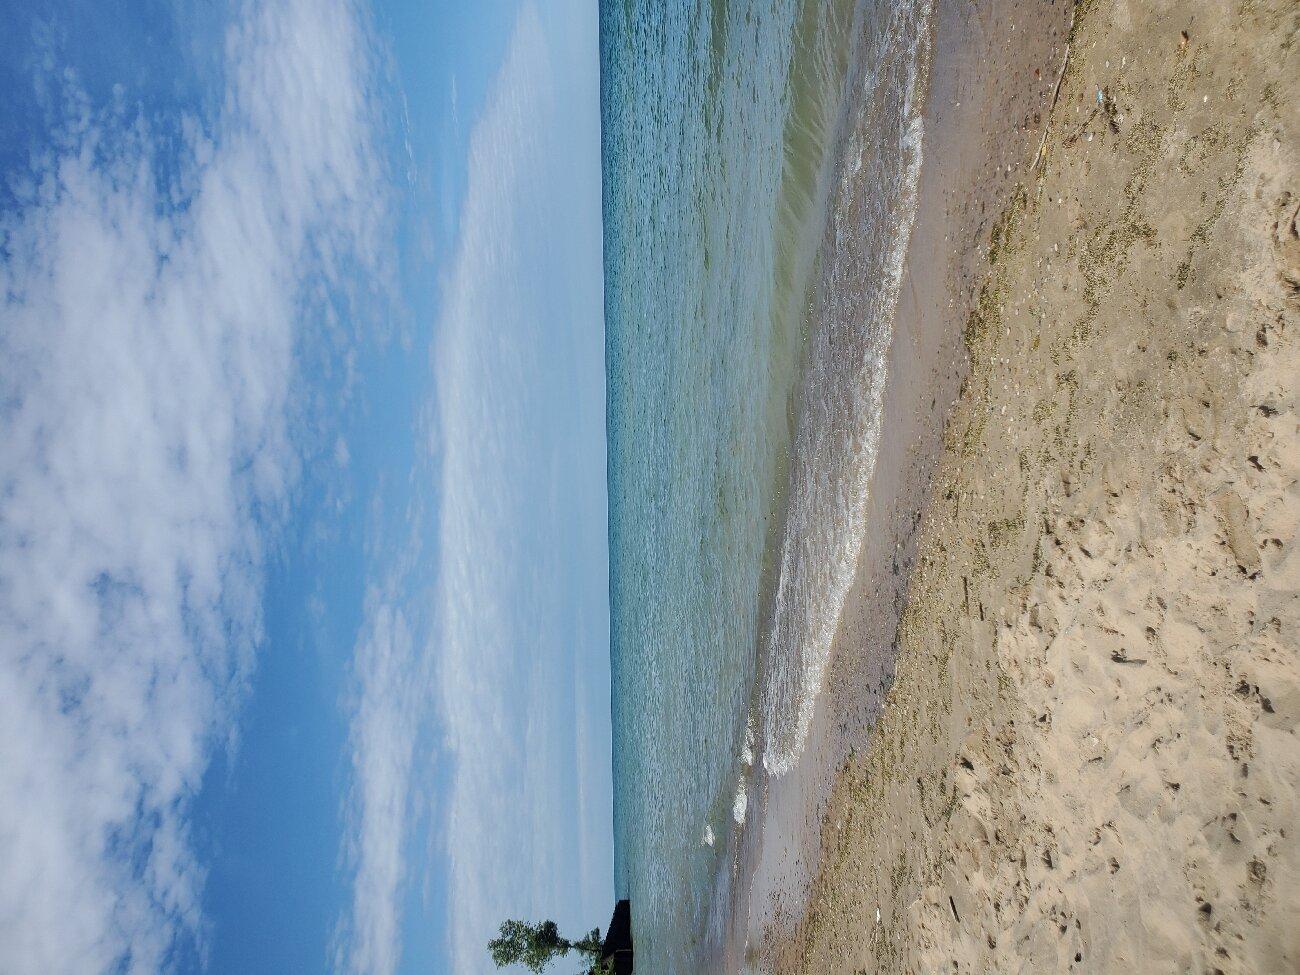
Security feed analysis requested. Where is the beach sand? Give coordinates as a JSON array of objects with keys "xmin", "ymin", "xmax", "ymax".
[{"xmin": 762, "ymin": 0, "xmax": 1299, "ymax": 971}]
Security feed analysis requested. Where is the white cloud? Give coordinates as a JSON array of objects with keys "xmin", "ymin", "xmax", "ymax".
[
  {"xmin": 335, "ymin": 4, "xmax": 609, "ymax": 972},
  {"xmin": 0, "ymin": 2, "xmax": 386, "ymax": 972},
  {"xmin": 336, "ymin": 584, "xmax": 428, "ymax": 975},
  {"xmin": 431, "ymin": 4, "xmax": 611, "ymax": 973}
]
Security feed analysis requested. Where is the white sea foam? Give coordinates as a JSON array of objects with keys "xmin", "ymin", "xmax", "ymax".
[
  {"xmin": 732, "ymin": 717, "xmax": 753, "ymax": 824},
  {"xmin": 732, "ymin": 777, "xmax": 749, "ymax": 826},
  {"xmin": 761, "ymin": 0, "xmax": 933, "ymax": 777}
]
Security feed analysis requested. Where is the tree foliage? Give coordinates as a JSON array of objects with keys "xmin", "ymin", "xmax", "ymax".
[{"xmin": 487, "ymin": 919, "xmax": 604, "ymax": 973}]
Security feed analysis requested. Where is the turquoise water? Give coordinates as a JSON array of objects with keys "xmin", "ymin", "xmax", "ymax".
[{"xmin": 601, "ymin": 0, "xmax": 932, "ymax": 969}]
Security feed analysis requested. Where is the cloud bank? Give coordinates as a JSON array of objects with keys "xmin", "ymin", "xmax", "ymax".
[
  {"xmin": 336, "ymin": 3, "xmax": 610, "ymax": 974},
  {"xmin": 0, "ymin": 2, "xmax": 386, "ymax": 972},
  {"xmin": 432, "ymin": 4, "xmax": 611, "ymax": 973}
]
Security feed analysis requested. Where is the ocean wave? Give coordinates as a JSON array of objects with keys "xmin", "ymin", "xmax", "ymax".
[{"xmin": 760, "ymin": 0, "xmax": 933, "ymax": 777}]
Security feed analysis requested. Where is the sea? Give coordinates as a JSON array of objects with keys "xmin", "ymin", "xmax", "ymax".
[{"xmin": 600, "ymin": 0, "xmax": 934, "ymax": 969}]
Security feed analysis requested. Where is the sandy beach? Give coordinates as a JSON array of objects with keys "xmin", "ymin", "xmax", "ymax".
[
  {"xmin": 738, "ymin": 0, "xmax": 1075, "ymax": 955},
  {"xmin": 758, "ymin": 0, "xmax": 1300, "ymax": 971}
]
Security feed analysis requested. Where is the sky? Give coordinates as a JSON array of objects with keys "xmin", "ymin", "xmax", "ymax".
[{"xmin": 0, "ymin": 1, "xmax": 612, "ymax": 973}]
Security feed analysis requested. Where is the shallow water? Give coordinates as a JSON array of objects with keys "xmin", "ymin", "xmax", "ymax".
[{"xmin": 600, "ymin": 0, "xmax": 932, "ymax": 968}]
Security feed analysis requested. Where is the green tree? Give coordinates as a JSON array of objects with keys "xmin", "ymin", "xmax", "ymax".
[{"xmin": 487, "ymin": 919, "xmax": 604, "ymax": 973}]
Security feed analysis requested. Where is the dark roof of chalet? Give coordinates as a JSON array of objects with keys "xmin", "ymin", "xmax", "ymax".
[{"xmin": 597, "ymin": 900, "xmax": 632, "ymax": 975}]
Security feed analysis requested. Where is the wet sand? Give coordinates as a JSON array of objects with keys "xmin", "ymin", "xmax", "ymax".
[{"xmin": 758, "ymin": 0, "xmax": 1299, "ymax": 971}]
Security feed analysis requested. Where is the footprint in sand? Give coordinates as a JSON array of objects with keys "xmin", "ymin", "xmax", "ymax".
[{"xmin": 1273, "ymin": 191, "xmax": 1300, "ymax": 296}]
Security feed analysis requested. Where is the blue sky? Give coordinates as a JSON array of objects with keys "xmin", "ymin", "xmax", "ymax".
[{"xmin": 0, "ymin": 2, "xmax": 611, "ymax": 973}]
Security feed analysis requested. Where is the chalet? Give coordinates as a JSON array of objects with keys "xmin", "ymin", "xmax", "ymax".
[{"xmin": 594, "ymin": 900, "xmax": 633, "ymax": 975}]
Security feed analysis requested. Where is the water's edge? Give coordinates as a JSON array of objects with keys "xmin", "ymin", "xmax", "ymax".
[{"xmin": 600, "ymin": 2, "xmax": 936, "ymax": 968}]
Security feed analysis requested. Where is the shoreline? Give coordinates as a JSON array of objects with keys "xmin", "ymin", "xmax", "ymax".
[
  {"xmin": 733, "ymin": 0, "xmax": 1076, "ymax": 964},
  {"xmin": 766, "ymin": 0, "xmax": 1298, "ymax": 971}
]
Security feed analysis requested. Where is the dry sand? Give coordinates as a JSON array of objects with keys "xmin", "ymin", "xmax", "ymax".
[{"xmin": 766, "ymin": 0, "xmax": 1300, "ymax": 972}]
